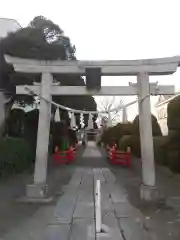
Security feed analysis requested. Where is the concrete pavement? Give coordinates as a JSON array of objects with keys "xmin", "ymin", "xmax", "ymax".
[{"xmin": 1, "ymin": 142, "xmax": 180, "ymax": 239}]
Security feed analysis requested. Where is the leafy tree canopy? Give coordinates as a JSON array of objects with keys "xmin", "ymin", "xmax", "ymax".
[{"xmin": 0, "ymin": 16, "xmax": 97, "ymax": 126}]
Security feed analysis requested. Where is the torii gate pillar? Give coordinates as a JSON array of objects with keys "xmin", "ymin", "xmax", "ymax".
[
  {"xmin": 137, "ymin": 72, "xmax": 157, "ymax": 201},
  {"xmin": 26, "ymin": 73, "xmax": 52, "ymax": 200}
]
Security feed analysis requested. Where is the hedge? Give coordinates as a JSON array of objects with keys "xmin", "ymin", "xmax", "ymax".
[
  {"xmin": 166, "ymin": 150, "xmax": 180, "ymax": 172},
  {"xmin": 165, "ymin": 96, "xmax": 180, "ymax": 172},
  {"xmin": 100, "ymin": 122, "xmax": 133, "ymax": 145},
  {"xmin": 167, "ymin": 95, "xmax": 180, "ymax": 131},
  {"xmin": 0, "ymin": 137, "xmax": 35, "ymax": 176},
  {"xmin": 118, "ymin": 135, "xmax": 132, "ymax": 151},
  {"xmin": 118, "ymin": 135, "xmax": 170, "ymax": 164},
  {"xmin": 153, "ymin": 136, "xmax": 170, "ymax": 165},
  {"xmin": 119, "ymin": 135, "xmax": 141, "ymax": 157},
  {"xmin": 132, "ymin": 114, "xmax": 162, "ymax": 136}
]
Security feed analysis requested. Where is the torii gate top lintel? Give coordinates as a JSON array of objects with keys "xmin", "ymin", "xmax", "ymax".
[{"xmin": 4, "ymin": 54, "xmax": 180, "ymax": 76}]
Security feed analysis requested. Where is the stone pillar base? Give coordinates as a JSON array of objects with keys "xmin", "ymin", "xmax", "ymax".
[
  {"xmin": 16, "ymin": 183, "xmax": 53, "ymax": 203},
  {"xmin": 140, "ymin": 184, "xmax": 158, "ymax": 201},
  {"xmin": 26, "ymin": 183, "xmax": 48, "ymax": 198}
]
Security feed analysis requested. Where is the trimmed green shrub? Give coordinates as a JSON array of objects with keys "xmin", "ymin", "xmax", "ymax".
[
  {"xmin": 119, "ymin": 135, "xmax": 168, "ymax": 162},
  {"xmin": 166, "ymin": 96, "xmax": 180, "ymax": 172},
  {"xmin": 167, "ymin": 150, "xmax": 180, "ymax": 173},
  {"xmin": 132, "ymin": 114, "xmax": 162, "ymax": 136},
  {"xmin": 153, "ymin": 136, "xmax": 169, "ymax": 165},
  {"xmin": 118, "ymin": 134, "xmax": 141, "ymax": 157},
  {"xmin": 100, "ymin": 122, "xmax": 133, "ymax": 145},
  {"xmin": 167, "ymin": 95, "xmax": 180, "ymax": 131},
  {"xmin": 131, "ymin": 135, "xmax": 141, "ymax": 157},
  {"xmin": 164, "ymin": 133, "xmax": 180, "ymax": 172},
  {"xmin": 100, "ymin": 127, "xmax": 117, "ymax": 145},
  {"xmin": 0, "ymin": 137, "xmax": 34, "ymax": 176},
  {"xmin": 114, "ymin": 122, "xmax": 133, "ymax": 138},
  {"xmin": 118, "ymin": 135, "xmax": 132, "ymax": 151}
]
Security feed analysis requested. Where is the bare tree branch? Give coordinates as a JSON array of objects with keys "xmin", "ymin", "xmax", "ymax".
[
  {"xmin": 108, "ymin": 96, "xmax": 115, "ymax": 110},
  {"xmin": 97, "ymin": 96, "xmax": 124, "ymax": 125}
]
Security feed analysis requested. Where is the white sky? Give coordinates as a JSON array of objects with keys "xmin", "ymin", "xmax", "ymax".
[{"xmin": 1, "ymin": 0, "xmax": 180, "ymax": 120}]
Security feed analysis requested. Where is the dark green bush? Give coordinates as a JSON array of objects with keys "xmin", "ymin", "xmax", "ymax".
[
  {"xmin": 100, "ymin": 122, "xmax": 133, "ymax": 145},
  {"xmin": 114, "ymin": 122, "xmax": 133, "ymax": 138},
  {"xmin": 153, "ymin": 136, "xmax": 169, "ymax": 165},
  {"xmin": 132, "ymin": 114, "xmax": 162, "ymax": 136},
  {"xmin": 0, "ymin": 137, "xmax": 34, "ymax": 176},
  {"xmin": 118, "ymin": 135, "xmax": 132, "ymax": 151},
  {"xmin": 167, "ymin": 95, "xmax": 180, "ymax": 131},
  {"xmin": 166, "ymin": 96, "xmax": 180, "ymax": 172},
  {"xmin": 131, "ymin": 135, "xmax": 141, "ymax": 157},
  {"xmin": 167, "ymin": 150, "xmax": 180, "ymax": 173},
  {"xmin": 120, "ymin": 135, "xmax": 168, "ymax": 162}
]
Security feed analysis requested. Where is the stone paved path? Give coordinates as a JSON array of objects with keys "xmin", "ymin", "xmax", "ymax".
[
  {"xmin": 1, "ymin": 169, "xmax": 123, "ymax": 239},
  {"xmin": 82, "ymin": 141, "xmax": 102, "ymax": 158},
  {"xmin": 1, "ymin": 142, "xmax": 180, "ymax": 239}
]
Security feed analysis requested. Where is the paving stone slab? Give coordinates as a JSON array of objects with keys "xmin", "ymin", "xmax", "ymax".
[
  {"xmin": 97, "ymin": 211, "xmax": 123, "ymax": 240},
  {"xmin": 3, "ymin": 220, "xmax": 46, "ymax": 240},
  {"xmin": 68, "ymin": 168, "xmax": 84, "ymax": 186},
  {"xmin": 61, "ymin": 186, "xmax": 80, "ymax": 194},
  {"xmin": 3, "ymin": 228, "xmax": 39, "ymax": 240},
  {"xmin": 80, "ymin": 177, "xmax": 94, "ymax": 185},
  {"xmin": 119, "ymin": 218, "xmax": 151, "ymax": 240},
  {"xmin": 81, "ymin": 170, "xmax": 93, "ymax": 182},
  {"xmin": 54, "ymin": 197, "xmax": 77, "ymax": 223},
  {"xmin": 110, "ymin": 186, "xmax": 128, "ymax": 203},
  {"xmin": 101, "ymin": 183, "xmax": 113, "ymax": 195},
  {"xmin": 58, "ymin": 190, "xmax": 79, "ymax": 200},
  {"xmin": 70, "ymin": 218, "xmax": 95, "ymax": 240},
  {"xmin": 68, "ymin": 176, "xmax": 82, "ymax": 187},
  {"xmin": 80, "ymin": 179, "xmax": 94, "ymax": 188},
  {"xmin": 24, "ymin": 221, "xmax": 47, "ymax": 240},
  {"xmin": 45, "ymin": 224, "xmax": 70, "ymax": 240},
  {"xmin": 101, "ymin": 168, "xmax": 116, "ymax": 184},
  {"xmin": 82, "ymin": 169, "xmax": 93, "ymax": 176},
  {"xmin": 144, "ymin": 211, "xmax": 180, "ymax": 240},
  {"xmin": 101, "ymin": 189, "xmax": 114, "ymax": 213},
  {"xmin": 114, "ymin": 202, "xmax": 143, "ymax": 218},
  {"xmin": 93, "ymin": 169, "xmax": 105, "ymax": 183},
  {"xmin": 83, "ymin": 147, "xmax": 102, "ymax": 158},
  {"xmin": 73, "ymin": 201, "xmax": 94, "ymax": 218},
  {"xmin": 77, "ymin": 192, "xmax": 93, "ymax": 202},
  {"xmin": 31, "ymin": 206, "xmax": 55, "ymax": 224},
  {"xmin": 101, "ymin": 198, "xmax": 114, "ymax": 213}
]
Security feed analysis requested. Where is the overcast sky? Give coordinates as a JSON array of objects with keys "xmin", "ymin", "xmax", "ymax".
[{"xmin": 1, "ymin": 0, "xmax": 180, "ymax": 120}]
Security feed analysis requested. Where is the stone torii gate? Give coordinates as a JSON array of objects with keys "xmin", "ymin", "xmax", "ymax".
[{"xmin": 5, "ymin": 55, "xmax": 178, "ymax": 202}]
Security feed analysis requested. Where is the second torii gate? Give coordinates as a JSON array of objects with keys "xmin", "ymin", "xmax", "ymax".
[{"xmin": 5, "ymin": 55, "xmax": 178, "ymax": 202}]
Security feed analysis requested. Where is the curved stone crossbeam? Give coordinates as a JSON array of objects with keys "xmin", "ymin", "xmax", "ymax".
[{"xmin": 4, "ymin": 55, "xmax": 180, "ymax": 75}]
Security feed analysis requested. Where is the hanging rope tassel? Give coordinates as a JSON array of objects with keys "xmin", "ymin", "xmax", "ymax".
[
  {"xmin": 70, "ymin": 112, "xmax": 76, "ymax": 129},
  {"xmin": 54, "ymin": 107, "xmax": 60, "ymax": 122},
  {"xmin": 80, "ymin": 113, "xmax": 85, "ymax": 128},
  {"xmin": 87, "ymin": 113, "xmax": 93, "ymax": 130}
]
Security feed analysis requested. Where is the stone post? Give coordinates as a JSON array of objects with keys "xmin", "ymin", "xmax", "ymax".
[
  {"xmin": 137, "ymin": 72, "xmax": 157, "ymax": 201},
  {"xmin": 26, "ymin": 73, "xmax": 52, "ymax": 200}
]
